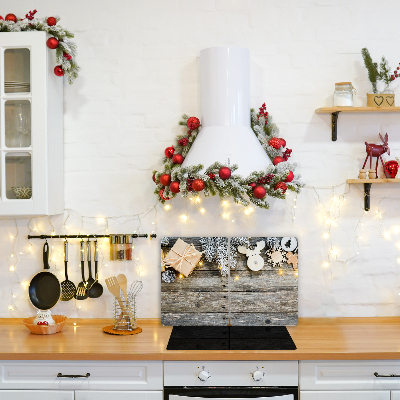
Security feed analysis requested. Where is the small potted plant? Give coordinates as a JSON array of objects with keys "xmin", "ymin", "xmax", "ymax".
[{"xmin": 361, "ymin": 48, "xmax": 399, "ymax": 107}]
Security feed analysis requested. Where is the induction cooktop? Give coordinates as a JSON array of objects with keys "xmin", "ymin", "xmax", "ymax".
[{"xmin": 166, "ymin": 325, "xmax": 296, "ymax": 350}]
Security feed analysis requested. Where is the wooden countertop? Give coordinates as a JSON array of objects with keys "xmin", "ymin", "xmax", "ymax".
[{"xmin": 2, "ymin": 317, "xmax": 400, "ymax": 361}]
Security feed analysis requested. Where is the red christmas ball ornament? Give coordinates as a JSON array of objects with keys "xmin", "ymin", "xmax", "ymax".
[
  {"xmin": 169, "ymin": 181, "xmax": 180, "ymax": 193},
  {"xmin": 164, "ymin": 146, "xmax": 174, "ymax": 158},
  {"xmin": 384, "ymin": 160, "xmax": 399, "ymax": 178},
  {"xmin": 192, "ymin": 178, "xmax": 205, "ymax": 192},
  {"xmin": 5, "ymin": 13, "xmax": 17, "ymax": 23},
  {"xmin": 279, "ymin": 138, "xmax": 286, "ymax": 148},
  {"xmin": 248, "ymin": 182, "xmax": 257, "ymax": 189},
  {"xmin": 186, "ymin": 117, "xmax": 200, "ymax": 131},
  {"xmin": 219, "ymin": 167, "xmax": 231, "ymax": 180},
  {"xmin": 0, "ymin": 16, "xmax": 4, "ymax": 21},
  {"xmin": 159, "ymin": 174, "xmax": 171, "ymax": 186},
  {"xmin": 160, "ymin": 189, "xmax": 171, "ymax": 201},
  {"xmin": 152, "ymin": 173, "xmax": 158, "ymax": 184},
  {"xmin": 253, "ymin": 186, "xmax": 266, "ymax": 199},
  {"xmin": 172, "ymin": 153, "xmax": 184, "ymax": 164},
  {"xmin": 273, "ymin": 156, "xmax": 284, "ymax": 165},
  {"xmin": 54, "ymin": 65, "xmax": 65, "ymax": 77},
  {"xmin": 46, "ymin": 37, "xmax": 59, "ymax": 49},
  {"xmin": 285, "ymin": 171, "xmax": 294, "ymax": 182},
  {"xmin": 268, "ymin": 137, "xmax": 282, "ymax": 149},
  {"xmin": 274, "ymin": 182, "xmax": 287, "ymax": 194},
  {"xmin": 47, "ymin": 16, "xmax": 57, "ymax": 26}
]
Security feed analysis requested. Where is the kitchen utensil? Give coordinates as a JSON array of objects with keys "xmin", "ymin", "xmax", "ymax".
[
  {"xmin": 23, "ymin": 315, "xmax": 67, "ymax": 335},
  {"xmin": 129, "ymin": 280, "xmax": 143, "ymax": 298},
  {"xmin": 86, "ymin": 239, "xmax": 95, "ymax": 289},
  {"xmin": 60, "ymin": 240, "xmax": 76, "ymax": 301},
  {"xmin": 88, "ymin": 240, "xmax": 103, "ymax": 298},
  {"xmin": 75, "ymin": 240, "xmax": 88, "ymax": 300},
  {"xmin": 28, "ymin": 242, "xmax": 61, "ymax": 310},
  {"xmin": 117, "ymin": 274, "xmax": 128, "ymax": 300},
  {"xmin": 105, "ymin": 276, "xmax": 125, "ymax": 312}
]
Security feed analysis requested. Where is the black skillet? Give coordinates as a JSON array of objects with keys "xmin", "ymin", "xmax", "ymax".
[{"xmin": 29, "ymin": 242, "xmax": 61, "ymax": 310}]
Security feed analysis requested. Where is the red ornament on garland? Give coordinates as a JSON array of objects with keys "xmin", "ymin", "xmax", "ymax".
[
  {"xmin": 192, "ymin": 179, "xmax": 205, "ymax": 192},
  {"xmin": 169, "ymin": 181, "xmax": 180, "ymax": 193},
  {"xmin": 160, "ymin": 188, "xmax": 171, "ymax": 201},
  {"xmin": 152, "ymin": 173, "xmax": 158, "ymax": 184},
  {"xmin": 54, "ymin": 65, "xmax": 65, "ymax": 77},
  {"xmin": 219, "ymin": 167, "xmax": 231, "ymax": 180},
  {"xmin": 63, "ymin": 52, "xmax": 72, "ymax": 61},
  {"xmin": 47, "ymin": 16, "xmax": 57, "ymax": 26},
  {"xmin": 384, "ymin": 160, "xmax": 399, "ymax": 178},
  {"xmin": 273, "ymin": 156, "xmax": 284, "ymax": 165},
  {"xmin": 0, "ymin": 16, "xmax": 4, "ymax": 21},
  {"xmin": 172, "ymin": 153, "xmax": 184, "ymax": 164},
  {"xmin": 279, "ymin": 138, "xmax": 286, "ymax": 148},
  {"xmin": 253, "ymin": 186, "xmax": 266, "ymax": 199},
  {"xmin": 164, "ymin": 146, "xmax": 174, "ymax": 158},
  {"xmin": 268, "ymin": 137, "xmax": 282, "ymax": 149},
  {"xmin": 274, "ymin": 182, "xmax": 287, "ymax": 194},
  {"xmin": 186, "ymin": 117, "xmax": 200, "ymax": 131},
  {"xmin": 178, "ymin": 137, "xmax": 189, "ymax": 146},
  {"xmin": 285, "ymin": 171, "xmax": 294, "ymax": 182},
  {"xmin": 46, "ymin": 37, "xmax": 59, "ymax": 49},
  {"xmin": 159, "ymin": 174, "xmax": 171, "ymax": 186},
  {"xmin": 248, "ymin": 182, "xmax": 256, "ymax": 189},
  {"xmin": 5, "ymin": 14, "xmax": 17, "ymax": 23}
]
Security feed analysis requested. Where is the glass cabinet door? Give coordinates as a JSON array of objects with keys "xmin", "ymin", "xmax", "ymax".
[{"xmin": 1, "ymin": 46, "xmax": 32, "ymax": 202}]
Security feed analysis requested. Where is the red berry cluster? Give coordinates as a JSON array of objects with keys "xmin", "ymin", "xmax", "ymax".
[
  {"xmin": 207, "ymin": 172, "xmax": 215, "ymax": 180},
  {"xmin": 63, "ymin": 52, "xmax": 72, "ymax": 61},
  {"xmin": 256, "ymin": 174, "xmax": 274, "ymax": 185},
  {"xmin": 258, "ymin": 103, "xmax": 269, "ymax": 125},
  {"xmin": 391, "ymin": 64, "xmax": 400, "ymax": 81},
  {"xmin": 24, "ymin": 9, "xmax": 37, "ymax": 20},
  {"xmin": 282, "ymin": 148, "xmax": 292, "ymax": 161},
  {"xmin": 178, "ymin": 137, "xmax": 189, "ymax": 146},
  {"xmin": 187, "ymin": 177, "xmax": 194, "ymax": 191}
]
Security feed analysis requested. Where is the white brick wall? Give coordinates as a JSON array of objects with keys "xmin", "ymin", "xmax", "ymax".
[{"xmin": 1, "ymin": 0, "xmax": 400, "ymax": 319}]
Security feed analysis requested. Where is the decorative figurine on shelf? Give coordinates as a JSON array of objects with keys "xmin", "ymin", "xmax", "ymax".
[
  {"xmin": 33, "ymin": 310, "xmax": 55, "ymax": 326},
  {"xmin": 362, "ymin": 133, "xmax": 390, "ymax": 178},
  {"xmin": 238, "ymin": 241, "xmax": 265, "ymax": 271}
]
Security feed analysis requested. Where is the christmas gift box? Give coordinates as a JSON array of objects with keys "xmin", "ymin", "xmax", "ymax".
[{"xmin": 161, "ymin": 238, "xmax": 202, "ymax": 277}]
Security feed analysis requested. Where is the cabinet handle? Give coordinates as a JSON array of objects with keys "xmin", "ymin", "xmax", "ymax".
[
  {"xmin": 374, "ymin": 372, "xmax": 400, "ymax": 378},
  {"xmin": 57, "ymin": 373, "xmax": 90, "ymax": 379}
]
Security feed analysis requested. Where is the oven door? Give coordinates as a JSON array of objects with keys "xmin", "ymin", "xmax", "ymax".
[{"xmin": 165, "ymin": 387, "xmax": 298, "ymax": 400}]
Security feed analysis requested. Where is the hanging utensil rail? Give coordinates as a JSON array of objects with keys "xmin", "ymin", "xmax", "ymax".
[{"xmin": 27, "ymin": 233, "xmax": 157, "ymax": 239}]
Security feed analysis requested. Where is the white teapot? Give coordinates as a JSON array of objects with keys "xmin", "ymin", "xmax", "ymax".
[{"xmin": 33, "ymin": 310, "xmax": 55, "ymax": 326}]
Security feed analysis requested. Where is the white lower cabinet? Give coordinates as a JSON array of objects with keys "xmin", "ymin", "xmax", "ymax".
[
  {"xmin": 0, "ymin": 391, "xmax": 74, "ymax": 400},
  {"xmin": 300, "ymin": 391, "xmax": 390, "ymax": 400},
  {"xmin": 75, "ymin": 391, "xmax": 164, "ymax": 400}
]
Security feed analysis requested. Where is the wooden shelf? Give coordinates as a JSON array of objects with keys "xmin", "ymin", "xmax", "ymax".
[
  {"xmin": 316, "ymin": 107, "xmax": 400, "ymax": 114},
  {"xmin": 347, "ymin": 178, "xmax": 400, "ymax": 211},
  {"xmin": 315, "ymin": 107, "xmax": 400, "ymax": 141}
]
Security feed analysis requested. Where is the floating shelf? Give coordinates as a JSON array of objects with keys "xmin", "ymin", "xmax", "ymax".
[
  {"xmin": 347, "ymin": 178, "xmax": 400, "ymax": 211},
  {"xmin": 315, "ymin": 107, "xmax": 400, "ymax": 141}
]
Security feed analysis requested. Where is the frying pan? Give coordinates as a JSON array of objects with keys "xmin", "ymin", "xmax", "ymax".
[{"xmin": 29, "ymin": 242, "xmax": 61, "ymax": 310}]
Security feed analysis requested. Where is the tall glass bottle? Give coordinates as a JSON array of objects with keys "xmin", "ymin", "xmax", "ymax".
[
  {"xmin": 125, "ymin": 234, "xmax": 133, "ymax": 260},
  {"xmin": 109, "ymin": 234, "xmax": 117, "ymax": 261},
  {"xmin": 117, "ymin": 234, "xmax": 125, "ymax": 261}
]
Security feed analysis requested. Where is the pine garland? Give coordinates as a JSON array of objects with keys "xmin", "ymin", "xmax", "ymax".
[
  {"xmin": 0, "ymin": 11, "xmax": 79, "ymax": 84},
  {"xmin": 153, "ymin": 104, "xmax": 304, "ymax": 209},
  {"xmin": 361, "ymin": 48, "xmax": 379, "ymax": 93}
]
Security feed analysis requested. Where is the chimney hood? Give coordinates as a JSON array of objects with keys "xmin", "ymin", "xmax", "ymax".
[{"xmin": 182, "ymin": 47, "xmax": 272, "ymax": 176}]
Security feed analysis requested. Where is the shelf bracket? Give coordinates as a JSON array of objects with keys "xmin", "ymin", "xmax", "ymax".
[
  {"xmin": 331, "ymin": 111, "xmax": 340, "ymax": 141},
  {"xmin": 364, "ymin": 183, "xmax": 372, "ymax": 211}
]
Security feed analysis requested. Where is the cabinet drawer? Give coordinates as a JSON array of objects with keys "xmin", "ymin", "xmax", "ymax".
[
  {"xmin": 0, "ymin": 391, "xmax": 74, "ymax": 400},
  {"xmin": 300, "ymin": 391, "xmax": 389, "ymax": 400},
  {"xmin": 300, "ymin": 361, "xmax": 400, "ymax": 391},
  {"xmin": 0, "ymin": 361, "xmax": 163, "ymax": 390},
  {"xmin": 75, "ymin": 391, "xmax": 163, "ymax": 400}
]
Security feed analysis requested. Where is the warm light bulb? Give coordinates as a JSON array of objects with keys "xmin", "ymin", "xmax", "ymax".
[
  {"xmin": 10, "ymin": 236, "xmax": 13, "ymax": 239},
  {"xmin": 195, "ymin": 197, "xmax": 201, "ymax": 203},
  {"xmin": 323, "ymin": 262, "xmax": 329, "ymax": 268},
  {"xmin": 181, "ymin": 215, "xmax": 188, "ymax": 221},
  {"xmin": 326, "ymin": 219, "xmax": 331, "ymax": 225},
  {"xmin": 322, "ymin": 233, "xmax": 329, "ymax": 239},
  {"xmin": 234, "ymin": 276, "xmax": 239, "ymax": 281},
  {"xmin": 9, "ymin": 266, "xmax": 14, "ymax": 272},
  {"xmin": 8, "ymin": 306, "xmax": 13, "ymax": 310},
  {"xmin": 200, "ymin": 208, "xmax": 205, "ymax": 213},
  {"xmin": 164, "ymin": 204, "xmax": 171, "ymax": 210}
]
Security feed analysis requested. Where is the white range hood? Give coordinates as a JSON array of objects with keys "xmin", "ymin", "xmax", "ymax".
[{"xmin": 182, "ymin": 46, "xmax": 272, "ymax": 177}]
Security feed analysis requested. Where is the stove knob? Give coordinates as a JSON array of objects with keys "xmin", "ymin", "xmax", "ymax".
[
  {"xmin": 198, "ymin": 370, "xmax": 211, "ymax": 381},
  {"xmin": 252, "ymin": 370, "xmax": 264, "ymax": 382}
]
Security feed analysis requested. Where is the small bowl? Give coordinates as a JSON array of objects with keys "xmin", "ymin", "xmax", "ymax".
[
  {"xmin": 12, "ymin": 187, "xmax": 32, "ymax": 199},
  {"xmin": 23, "ymin": 315, "xmax": 67, "ymax": 335}
]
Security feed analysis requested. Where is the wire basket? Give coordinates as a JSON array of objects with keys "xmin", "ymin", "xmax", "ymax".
[{"xmin": 112, "ymin": 281, "xmax": 143, "ymax": 331}]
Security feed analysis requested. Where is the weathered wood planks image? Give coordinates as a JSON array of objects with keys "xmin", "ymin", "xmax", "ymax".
[{"xmin": 161, "ymin": 236, "xmax": 298, "ymax": 326}]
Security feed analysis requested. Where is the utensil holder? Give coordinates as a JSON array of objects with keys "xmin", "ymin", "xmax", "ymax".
[{"xmin": 113, "ymin": 297, "xmax": 137, "ymax": 331}]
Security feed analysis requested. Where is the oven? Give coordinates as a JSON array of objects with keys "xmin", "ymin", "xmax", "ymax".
[{"xmin": 164, "ymin": 361, "xmax": 298, "ymax": 400}]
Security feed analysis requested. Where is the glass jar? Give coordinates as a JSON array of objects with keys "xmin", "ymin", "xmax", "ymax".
[
  {"xmin": 333, "ymin": 82, "xmax": 354, "ymax": 107},
  {"xmin": 125, "ymin": 234, "xmax": 133, "ymax": 260},
  {"xmin": 109, "ymin": 234, "xmax": 117, "ymax": 261},
  {"xmin": 117, "ymin": 234, "xmax": 125, "ymax": 261}
]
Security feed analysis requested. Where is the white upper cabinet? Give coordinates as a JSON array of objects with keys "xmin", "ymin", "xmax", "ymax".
[{"xmin": 0, "ymin": 31, "xmax": 63, "ymax": 216}]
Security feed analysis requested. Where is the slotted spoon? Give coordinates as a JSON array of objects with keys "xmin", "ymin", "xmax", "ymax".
[{"xmin": 60, "ymin": 240, "xmax": 76, "ymax": 301}]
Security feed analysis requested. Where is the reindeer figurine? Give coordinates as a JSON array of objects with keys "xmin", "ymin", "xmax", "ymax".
[
  {"xmin": 238, "ymin": 241, "xmax": 265, "ymax": 271},
  {"xmin": 362, "ymin": 133, "xmax": 390, "ymax": 177}
]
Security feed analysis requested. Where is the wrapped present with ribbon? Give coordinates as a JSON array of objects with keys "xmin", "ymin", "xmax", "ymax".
[{"xmin": 161, "ymin": 238, "xmax": 202, "ymax": 277}]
